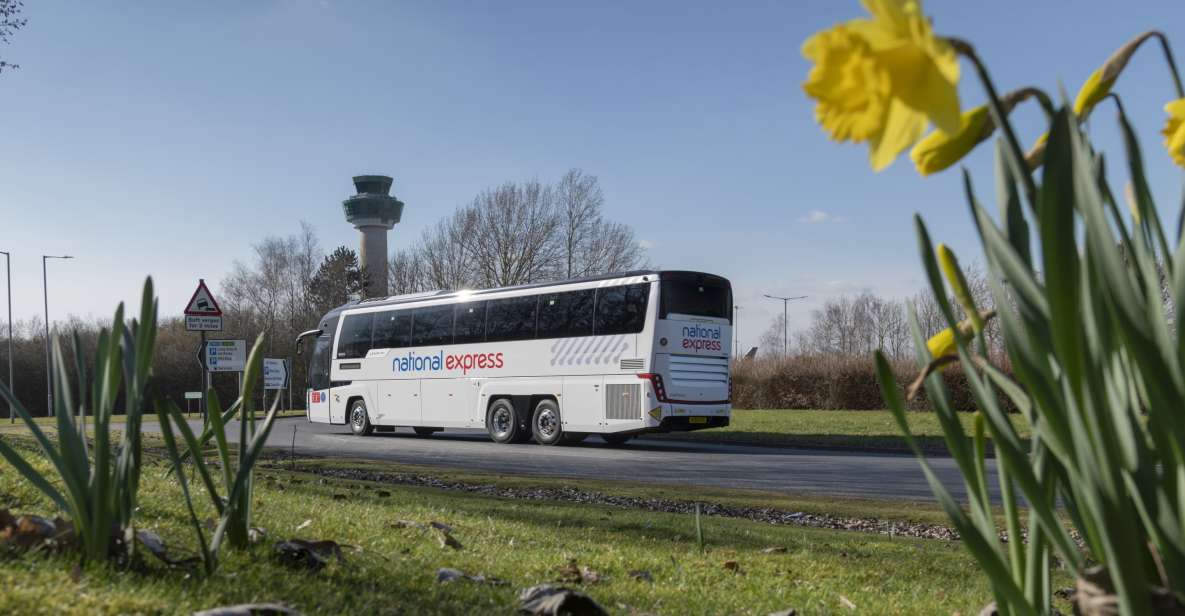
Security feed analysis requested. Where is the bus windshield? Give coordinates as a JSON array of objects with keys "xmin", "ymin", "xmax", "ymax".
[{"xmin": 660, "ymin": 274, "xmax": 732, "ymax": 322}]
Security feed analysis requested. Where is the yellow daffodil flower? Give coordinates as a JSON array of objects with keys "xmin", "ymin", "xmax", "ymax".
[
  {"xmin": 1163, "ymin": 98, "xmax": 1185, "ymax": 167},
  {"xmin": 802, "ymin": 0, "xmax": 961, "ymax": 171},
  {"xmin": 910, "ymin": 105, "xmax": 991, "ymax": 175},
  {"xmin": 802, "ymin": 25, "xmax": 890, "ymax": 144},
  {"xmin": 926, "ymin": 326, "xmax": 959, "ymax": 359}
]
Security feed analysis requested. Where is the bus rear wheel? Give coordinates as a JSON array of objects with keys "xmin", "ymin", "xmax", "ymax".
[
  {"xmin": 531, "ymin": 399, "xmax": 564, "ymax": 446},
  {"xmin": 349, "ymin": 400, "xmax": 374, "ymax": 436},
  {"xmin": 486, "ymin": 399, "xmax": 524, "ymax": 444}
]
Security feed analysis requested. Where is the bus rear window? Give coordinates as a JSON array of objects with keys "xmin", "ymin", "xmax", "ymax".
[{"xmin": 660, "ymin": 279, "xmax": 732, "ymax": 322}]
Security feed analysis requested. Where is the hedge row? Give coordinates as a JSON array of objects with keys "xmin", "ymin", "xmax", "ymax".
[{"xmin": 730, "ymin": 355, "xmax": 1011, "ymax": 412}]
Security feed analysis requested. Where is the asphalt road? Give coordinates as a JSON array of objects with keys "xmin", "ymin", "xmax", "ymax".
[{"xmin": 148, "ymin": 416, "xmax": 996, "ymax": 502}]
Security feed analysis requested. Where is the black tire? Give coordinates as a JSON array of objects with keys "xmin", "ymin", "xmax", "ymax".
[
  {"xmin": 413, "ymin": 427, "xmax": 440, "ymax": 437},
  {"xmin": 561, "ymin": 433, "xmax": 588, "ymax": 444},
  {"xmin": 349, "ymin": 399, "xmax": 374, "ymax": 436},
  {"xmin": 601, "ymin": 433, "xmax": 632, "ymax": 446},
  {"xmin": 531, "ymin": 399, "xmax": 564, "ymax": 446},
  {"xmin": 486, "ymin": 399, "xmax": 523, "ymax": 444}
]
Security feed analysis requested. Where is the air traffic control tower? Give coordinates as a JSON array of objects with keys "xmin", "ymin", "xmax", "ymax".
[{"xmin": 343, "ymin": 175, "xmax": 404, "ymax": 298}]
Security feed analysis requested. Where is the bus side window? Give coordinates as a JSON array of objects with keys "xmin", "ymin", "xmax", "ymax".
[
  {"xmin": 594, "ymin": 283, "xmax": 651, "ymax": 335},
  {"xmin": 486, "ymin": 296, "xmax": 538, "ymax": 342},
  {"xmin": 412, "ymin": 305, "xmax": 453, "ymax": 347},
  {"xmin": 373, "ymin": 310, "xmax": 411, "ymax": 349},
  {"xmin": 537, "ymin": 289, "xmax": 594, "ymax": 338},
  {"xmin": 337, "ymin": 313, "xmax": 375, "ymax": 359},
  {"xmin": 453, "ymin": 301, "xmax": 487, "ymax": 344}
]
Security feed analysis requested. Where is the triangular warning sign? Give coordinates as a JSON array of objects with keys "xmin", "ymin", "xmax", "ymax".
[{"xmin": 184, "ymin": 279, "xmax": 223, "ymax": 316}]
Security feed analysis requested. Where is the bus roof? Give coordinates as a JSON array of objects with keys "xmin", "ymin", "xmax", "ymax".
[{"xmin": 318, "ymin": 269, "xmax": 729, "ymax": 322}]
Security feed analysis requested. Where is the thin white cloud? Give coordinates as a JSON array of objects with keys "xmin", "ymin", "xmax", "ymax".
[
  {"xmin": 638, "ymin": 239, "xmax": 655, "ymax": 250},
  {"xmin": 798, "ymin": 209, "xmax": 846, "ymax": 224}
]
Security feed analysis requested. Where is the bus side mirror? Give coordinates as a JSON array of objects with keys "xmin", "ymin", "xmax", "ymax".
[{"xmin": 294, "ymin": 329, "xmax": 322, "ymax": 356}]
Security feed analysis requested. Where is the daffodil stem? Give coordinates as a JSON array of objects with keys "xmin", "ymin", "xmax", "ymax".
[
  {"xmin": 1151, "ymin": 31, "xmax": 1185, "ymax": 100},
  {"xmin": 1008, "ymin": 87, "xmax": 1055, "ymax": 121},
  {"xmin": 949, "ymin": 38, "xmax": 1038, "ymax": 209}
]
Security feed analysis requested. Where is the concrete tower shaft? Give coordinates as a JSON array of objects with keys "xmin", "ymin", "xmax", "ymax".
[{"xmin": 342, "ymin": 175, "xmax": 404, "ymax": 298}]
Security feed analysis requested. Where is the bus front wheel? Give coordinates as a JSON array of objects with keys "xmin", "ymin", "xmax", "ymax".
[
  {"xmin": 531, "ymin": 399, "xmax": 564, "ymax": 446},
  {"xmin": 349, "ymin": 400, "xmax": 374, "ymax": 436},
  {"xmin": 486, "ymin": 399, "xmax": 524, "ymax": 444}
]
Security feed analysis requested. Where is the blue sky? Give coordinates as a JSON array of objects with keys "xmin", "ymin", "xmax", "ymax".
[{"xmin": 2, "ymin": 1, "xmax": 1184, "ymax": 348}]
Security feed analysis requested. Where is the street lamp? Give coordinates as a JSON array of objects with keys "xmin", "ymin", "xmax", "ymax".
[
  {"xmin": 43, "ymin": 255, "xmax": 73, "ymax": 416},
  {"xmin": 0, "ymin": 251, "xmax": 10, "ymax": 423},
  {"xmin": 762, "ymin": 294, "xmax": 807, "ymax": 357},
  {"xmin": 733, "ymin": 305, "xmax": 741, "ymax": 358}
]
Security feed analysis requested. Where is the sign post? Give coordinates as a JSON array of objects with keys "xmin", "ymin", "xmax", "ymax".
[{"xmin": 185, "ymin": 279, "xmax": 224, "ymax": 421}]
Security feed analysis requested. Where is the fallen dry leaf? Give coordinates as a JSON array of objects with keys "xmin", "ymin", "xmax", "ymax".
[
  {"xmin": 723, "ymin": 560, "xmax": 741, "ymax": 573},
  {"xmin": 517, "ymin": 584, "xmax": 608, "ymax": 616},
  {"xmin": 294, "ymin": 519, "xmax": 312, "ymax": 532},
  {"xmin": 436, "ymin": 567, "xmax": 508, "ymax": 586},
  {"xmin": 436, "ymin": 530, "xmax": 463, "ymax": 551},
  {"xmin": 628, "ymin": 570, "xmax": 653, "ymax": 583},
  {"xmin": 839, "ymin": 595, "xmax": 856, "ymax": 610},
  {"xmin": 136, "ymin": 530, "xmax": 200, "ymax": 568},
  {"xmin": 192, "ymin": 602, "xmax": 301, "ymax": 616},
  {"xmin": 274, "ymin": 539, "xmax": 345, "ymax": 572}
]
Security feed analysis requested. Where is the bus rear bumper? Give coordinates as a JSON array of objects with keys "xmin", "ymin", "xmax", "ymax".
[{"xmin": 657, "ymin": 415, "xmax": 730, "ymax": 432}]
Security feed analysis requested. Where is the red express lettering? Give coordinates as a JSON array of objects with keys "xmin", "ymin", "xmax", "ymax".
[
  {"xmin": 445, "ymin": 352, "xmax": 505, "ymax": 374},
  {"xmin": 682, "ymin": 338, "xmax": 722, "ymax": 351}
]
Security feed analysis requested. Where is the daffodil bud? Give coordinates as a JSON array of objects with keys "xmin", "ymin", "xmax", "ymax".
[
  {"xmin": 1074, "ymin": 31, "xmax": 1160, "ymax": 119},
  {"xmin": 910, "ymin": 106, "xmax": 993, "ymax": 176},
  {"xmin": 937, "ymin": 244, "xmax": 983, "ymax": 332}
]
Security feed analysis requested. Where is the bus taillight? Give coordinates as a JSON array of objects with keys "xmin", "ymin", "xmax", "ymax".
[{"xmin": 637, "ymin": 373, "xmax": 667, "ymax": 402}]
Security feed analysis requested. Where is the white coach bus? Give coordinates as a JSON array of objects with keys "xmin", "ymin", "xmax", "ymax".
[{"xmin": 295, "ymin": 270, "xmax": 732, "ymax": 445}]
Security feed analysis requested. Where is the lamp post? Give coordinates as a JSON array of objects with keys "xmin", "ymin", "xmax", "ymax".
[
  {"xmin": 762, "ymin": 294, "xmax": 807, "ymax": 357},
  {"xmin": 42, "ymin": 255, "xmax": 73, "ymax": 416},
  {"xmin": 0, "ymin": 251, "xmax": 10, "ymax": 422},
  {"xmin": 733, "ymin": 305, "xmax": 741, "ymax": 358}
]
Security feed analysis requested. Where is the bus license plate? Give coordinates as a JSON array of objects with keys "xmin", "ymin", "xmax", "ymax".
[{"xmin": 689, "ymin": 417, "xmax": 707, "ymax": 424}]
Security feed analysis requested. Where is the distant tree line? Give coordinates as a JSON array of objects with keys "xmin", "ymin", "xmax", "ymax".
[
  {"xmin": 756, "ymin": 261, "xmax": 1005, "ymax": 363},
  {"xmin": 1, "ymin": 169, "xmax": 647, "ymax": 415}
]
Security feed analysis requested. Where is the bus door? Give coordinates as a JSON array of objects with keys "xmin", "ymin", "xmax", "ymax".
[{"xmin": 307, "ymin": 330, "xmax": 333, "ymax": 423}]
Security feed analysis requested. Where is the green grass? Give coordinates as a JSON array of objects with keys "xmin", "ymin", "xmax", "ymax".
[
  {"xmin": 651, "ymin": 409, "xmax": 1032, "ymax": 455},
  {"xmin": 0, "ymin": 438, "xmax": 1068, "ymax": 615}
]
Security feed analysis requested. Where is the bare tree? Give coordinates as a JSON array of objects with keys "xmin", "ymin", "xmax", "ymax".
[
  {"xmin": 388, "ymin": 248, "xmax": 430, "ymax": 295},
  {"xmin": 0, "ymin": 0, "xmax": 25, "ymax": 74},
  {"xmin": 759, "ymin": 312, "xmax": 788, "ymax": 358},
  {"xmin": 469, "ymin": 180, "xmax": 561, "ymax": 286}
]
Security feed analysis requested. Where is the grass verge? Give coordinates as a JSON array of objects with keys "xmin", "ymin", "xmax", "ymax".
[
  {"xmin": 648, "ymin": 409, "xmax": 1032, "ymax": 456},
  {"xmin": 0, "ymin": 436, "xmax": 1069, "ymax": 615}
]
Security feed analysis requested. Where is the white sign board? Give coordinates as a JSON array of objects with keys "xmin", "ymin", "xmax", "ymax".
[
  {"xmin": 263, "ymin": 358, "xmax": 288, "ymax": 390},
  {"xmin": 184, "ymin": 391, "xmax": 203, "ymax": 400},
  {"xmin": 204, "ymin": 339, "xmax": 246, "ymax": 372},
  {"xmin": 185, "ymin": 315, "xmax": 223, "ymax": 331}
]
